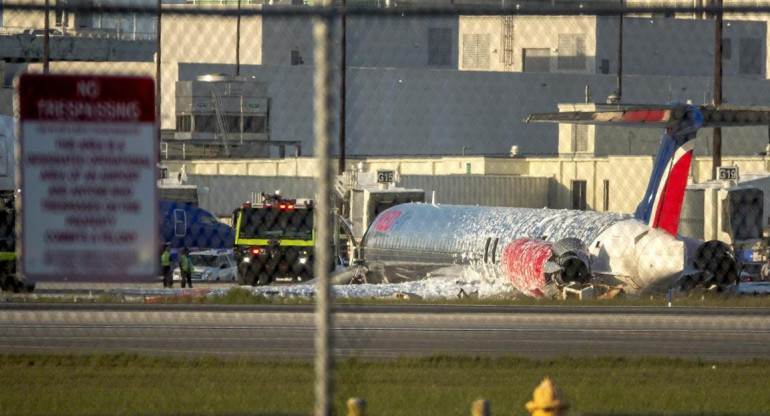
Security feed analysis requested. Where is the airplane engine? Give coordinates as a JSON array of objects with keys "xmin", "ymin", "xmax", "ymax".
[
  {"xmin": 687, "ymin": 240, "xmax": 738, "ymax": 287},
  {"xmin": 501, "ymin": 238, "xmax": 591, "ymax": 297}
]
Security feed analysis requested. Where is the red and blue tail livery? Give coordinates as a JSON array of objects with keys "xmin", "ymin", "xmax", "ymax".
[{"xmin": 634, "ymin": 105, "xmax": 702, "ymax": 235}]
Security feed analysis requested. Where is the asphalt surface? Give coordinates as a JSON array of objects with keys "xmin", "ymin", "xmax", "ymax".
[{"xmin": 1, "ymin": 303, "xmax": 769, "ymax": 361}]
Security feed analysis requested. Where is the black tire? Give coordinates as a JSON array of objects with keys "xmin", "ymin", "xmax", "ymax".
[
  {"xmin": 238, "ymin": 265, "xmax": 256, "ymax": 286},
  {"xmin": 0, "ymin": 275, "xmax": 12, "ymax": 292},
  {"xmin": 298, "ymin": 270, "xmax": 312, "ymax": 282}
]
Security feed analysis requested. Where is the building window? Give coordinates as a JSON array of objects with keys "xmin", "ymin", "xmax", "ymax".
[
  {"xmin": 557, "ymin": 34, "xmax": 586, "ymax": 71},
  {"xmin": 600, "ymin": 59, "xmax": 610, "ymax": 74},
  {"xmin": 193, "ymin": 115, "xmax": 217, "ymax": 133},
  {"xmin": 428, "ymin": 28, "xmax": 452, "ymax": 67},
  {"xmin": 723, "ymin": 38, "xmax": 731, "ymax": 60},
  {"xmin": 739, "ymin": 37, "xmax": 763, "ymax": 75},
  {"xmin": 291, "ymin": 50, "xmax": 303, "ymax": 65},
  {"xmin": 522, "ymin": 48, "xmax": 550, "ymax": 72},
  {"xmin": 462, "ymin": 33, "xmax": 491, "ymax": 70},
  {"xmin": 176, "ymin": 115, "xmax": 192, "ymax": 132},
  {"xmin": 572, "ymin": 125, "xmax": 588, "ymax": 153},
  {"xmin": 603, "ymin": 180, "xmax": 610, "ymax": 211},
  {"xmin": 55, "ymin": 0, "xmax": 63, "ymax": 26},
  {"xmin": 225, "ymin": 116, "xmax": 240, "ymax": 133},
  {"xmin": 244, "ymin": 116, "xmax": 267, "ymax": 134}
]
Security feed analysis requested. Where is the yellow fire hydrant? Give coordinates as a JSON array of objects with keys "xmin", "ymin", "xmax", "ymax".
[
  {"xmin": 347, "ymin": 397, "xmax": 366, "ymax": 416},
  {"xmin": 525, "ymin": 377, "xmax": 569, "ymax": 416}
]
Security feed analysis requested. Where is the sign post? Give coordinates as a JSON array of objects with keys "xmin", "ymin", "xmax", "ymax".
[{"xmin": 17, "ymin": 74, "xmax": 158, "ymax": 282}]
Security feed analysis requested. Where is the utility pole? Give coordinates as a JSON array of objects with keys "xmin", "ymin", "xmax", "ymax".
[
  {"xmin": 338, "ymin": 0, "xmax": 347, "ymax": 174},
  {"xmin": 156, "ymin": 0, "xmax": 163, "ymax": 157},
  {"xmin": 43, "ymin": 0, "xmax": 50, "ymax": 74},
  {"xmin": 616, "ymin": 0, "xmax": 623, "ymax": 103},
  {"xmin": 712, "ymin": 0, "xmax": 723, "ymax": 179},
  {"xmin": 235, "ymin": 0, "xmax": 241, "ymax": 76}
]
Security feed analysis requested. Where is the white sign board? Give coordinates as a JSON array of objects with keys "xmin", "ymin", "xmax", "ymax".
[{"xmin": 18, "ymin": 74, "xmax": 158, "ymax": 282}]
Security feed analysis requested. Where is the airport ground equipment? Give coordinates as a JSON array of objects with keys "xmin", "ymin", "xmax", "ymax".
[{"xmin": 232, "ymin": 192, "xmax": 328, "ymax": 285}]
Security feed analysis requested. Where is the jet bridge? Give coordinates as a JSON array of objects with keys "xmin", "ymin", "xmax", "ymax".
[{"xmin": 334, "ymin": 167, "xmax": 425, "ymax": 263}]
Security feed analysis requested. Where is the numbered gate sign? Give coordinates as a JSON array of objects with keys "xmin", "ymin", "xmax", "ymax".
[
  {"xmin": 377, "ymin": 170, "xmax": 395, "ymax": 184},
  {"xmin": 17, "ymin": 74, "xmax": 158, "ymax": 282},
  {"xmin": 718, "ymin": 166, "xmax": 739, "ymax": 181}
]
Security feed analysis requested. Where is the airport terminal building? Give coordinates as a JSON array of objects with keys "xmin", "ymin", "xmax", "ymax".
[{"xmin": 3, "ymin": 1, "xmax": 770, "ymax": 239}]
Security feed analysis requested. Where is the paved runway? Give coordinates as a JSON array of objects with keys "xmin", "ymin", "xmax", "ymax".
[{"xmin": 1, "ymin": 304, "xmax": 769, "ymax": 360}]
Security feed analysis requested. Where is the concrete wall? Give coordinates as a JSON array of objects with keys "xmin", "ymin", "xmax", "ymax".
[
  {"xmin": 2, "ymin": 0, "xmax": 46, "ymax": 32},
  {"xmin": 182, "ymin": 171, "xmax": 550, "ymax": 217},
  {"xmin": 167, "ymin": 154, "xmax": 770, "ymax": 217},
  {"xmin": 348, "ymin": 16, "xmax": 458, "ymax": 69},
  {"xmin": 400, "ymin": 174, "xmax": 550, "ymax": 208},
  {"xmin": 185, "ymin": 174, "xmax": 316, "ymax": 218}
]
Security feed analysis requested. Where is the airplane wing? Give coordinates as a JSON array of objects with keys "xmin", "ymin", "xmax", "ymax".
[{"xmin": 526, "ymin": 104, "xmax": 770, "ymax": 128}]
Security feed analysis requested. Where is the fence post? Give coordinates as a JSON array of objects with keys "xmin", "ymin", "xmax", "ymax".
[{"xmin": 313, "ymin": 2, "xmax": 335, "ymax": 415}]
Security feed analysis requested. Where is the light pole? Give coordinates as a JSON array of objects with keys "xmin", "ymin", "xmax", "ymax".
[
  {"xmin": 712, "ymin": 0, "xmax": 723, "ymax": 179},
  {"xmin": 43, "ymin": 0, "xmax": 50, "ymax": 73},
  {"xmin": 235, "ymin": 0, "xmax": 241, "ymax": 76}
]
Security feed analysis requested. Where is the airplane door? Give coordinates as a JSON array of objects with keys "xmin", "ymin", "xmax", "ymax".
[{"xmin": 174, "ymin": 209, "xmax": 187, "ymax": 237}]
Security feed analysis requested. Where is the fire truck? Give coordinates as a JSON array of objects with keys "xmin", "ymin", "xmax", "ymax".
[{"xmin": 232, "ymin": 192, "xmax": 328, "ymax": 285}]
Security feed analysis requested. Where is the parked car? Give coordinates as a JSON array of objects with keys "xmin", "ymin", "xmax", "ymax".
[
  {"xmin": 173, "ymin": 249, "xmax": 238, "ymax": 282},
  {"xmin": 22, "ymin": 28, "xmax": 63, "ymax": 36}
]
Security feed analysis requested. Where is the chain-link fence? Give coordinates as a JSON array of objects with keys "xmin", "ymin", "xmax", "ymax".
[{"xmin": 3, "ymin": 1, "xmax": 770, "ymax": 415}]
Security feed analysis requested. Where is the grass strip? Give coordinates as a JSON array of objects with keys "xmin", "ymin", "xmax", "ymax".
[{"xmin": 1, "ymin": 354, "xmax": 769, "ymax": 416}]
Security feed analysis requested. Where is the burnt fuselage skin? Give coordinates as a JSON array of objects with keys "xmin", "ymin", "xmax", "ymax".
[{"xmin": 360, "ymin": 203, "xmax": 688, "ymax": 296}]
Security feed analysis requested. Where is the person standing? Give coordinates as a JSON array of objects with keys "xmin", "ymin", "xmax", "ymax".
[
  {"xmin": 161, "ymin": 243, "xmax": 172, "ymax": 288},
  {"xmin": 761, "ymin": 258, "xmax": 770, "ymax": 281},
  {"xmin": 179, "ymin": 248, "xmax": 193, "ymax": 288}
]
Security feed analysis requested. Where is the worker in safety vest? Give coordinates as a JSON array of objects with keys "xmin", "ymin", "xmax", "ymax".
[
  {"xmin": 179, "ymin": 248, "xmax": 193, "ymax": 288},
  {"xmin": 761, "ymin": 258, "xmax": 770, "ymax": 281},
  {"xmin": 161, "ymin": 243, "xmax": 172, "ymax": 288}
]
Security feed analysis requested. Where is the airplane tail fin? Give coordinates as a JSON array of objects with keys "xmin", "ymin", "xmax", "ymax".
[
  {"xmin": 526, "ymin": 103, "xmax": 770, "ymax": 236},
  {"xmin": 632, "ymin": 125, "xmax": 697, "ymax": 235}
]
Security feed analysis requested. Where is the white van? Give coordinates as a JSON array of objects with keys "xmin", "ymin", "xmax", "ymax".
[{"xmin": 174, "ymin": 249, "xmax": 238, "ymax": 282}]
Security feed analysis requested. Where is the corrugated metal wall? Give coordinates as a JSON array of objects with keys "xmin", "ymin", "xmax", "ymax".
[
  {"xmin": 186, "ymin": 175, "xmax": 316, "ymax": 218},
  {"xmin": 400, "ymin": 175, "xmax": 550, "ymax": 207},
  {"xmin": 186, "ymin": 174, "xmax": 552, "ymax": 218},
  {"xmin": 679, "ymin": 188, "xmax": 705, "ymax": 240}
]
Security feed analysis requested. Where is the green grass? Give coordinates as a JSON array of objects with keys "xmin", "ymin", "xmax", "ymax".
[{"xmin": 2, "ymin": 354, "xmax": 770, "ymax": 416}]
